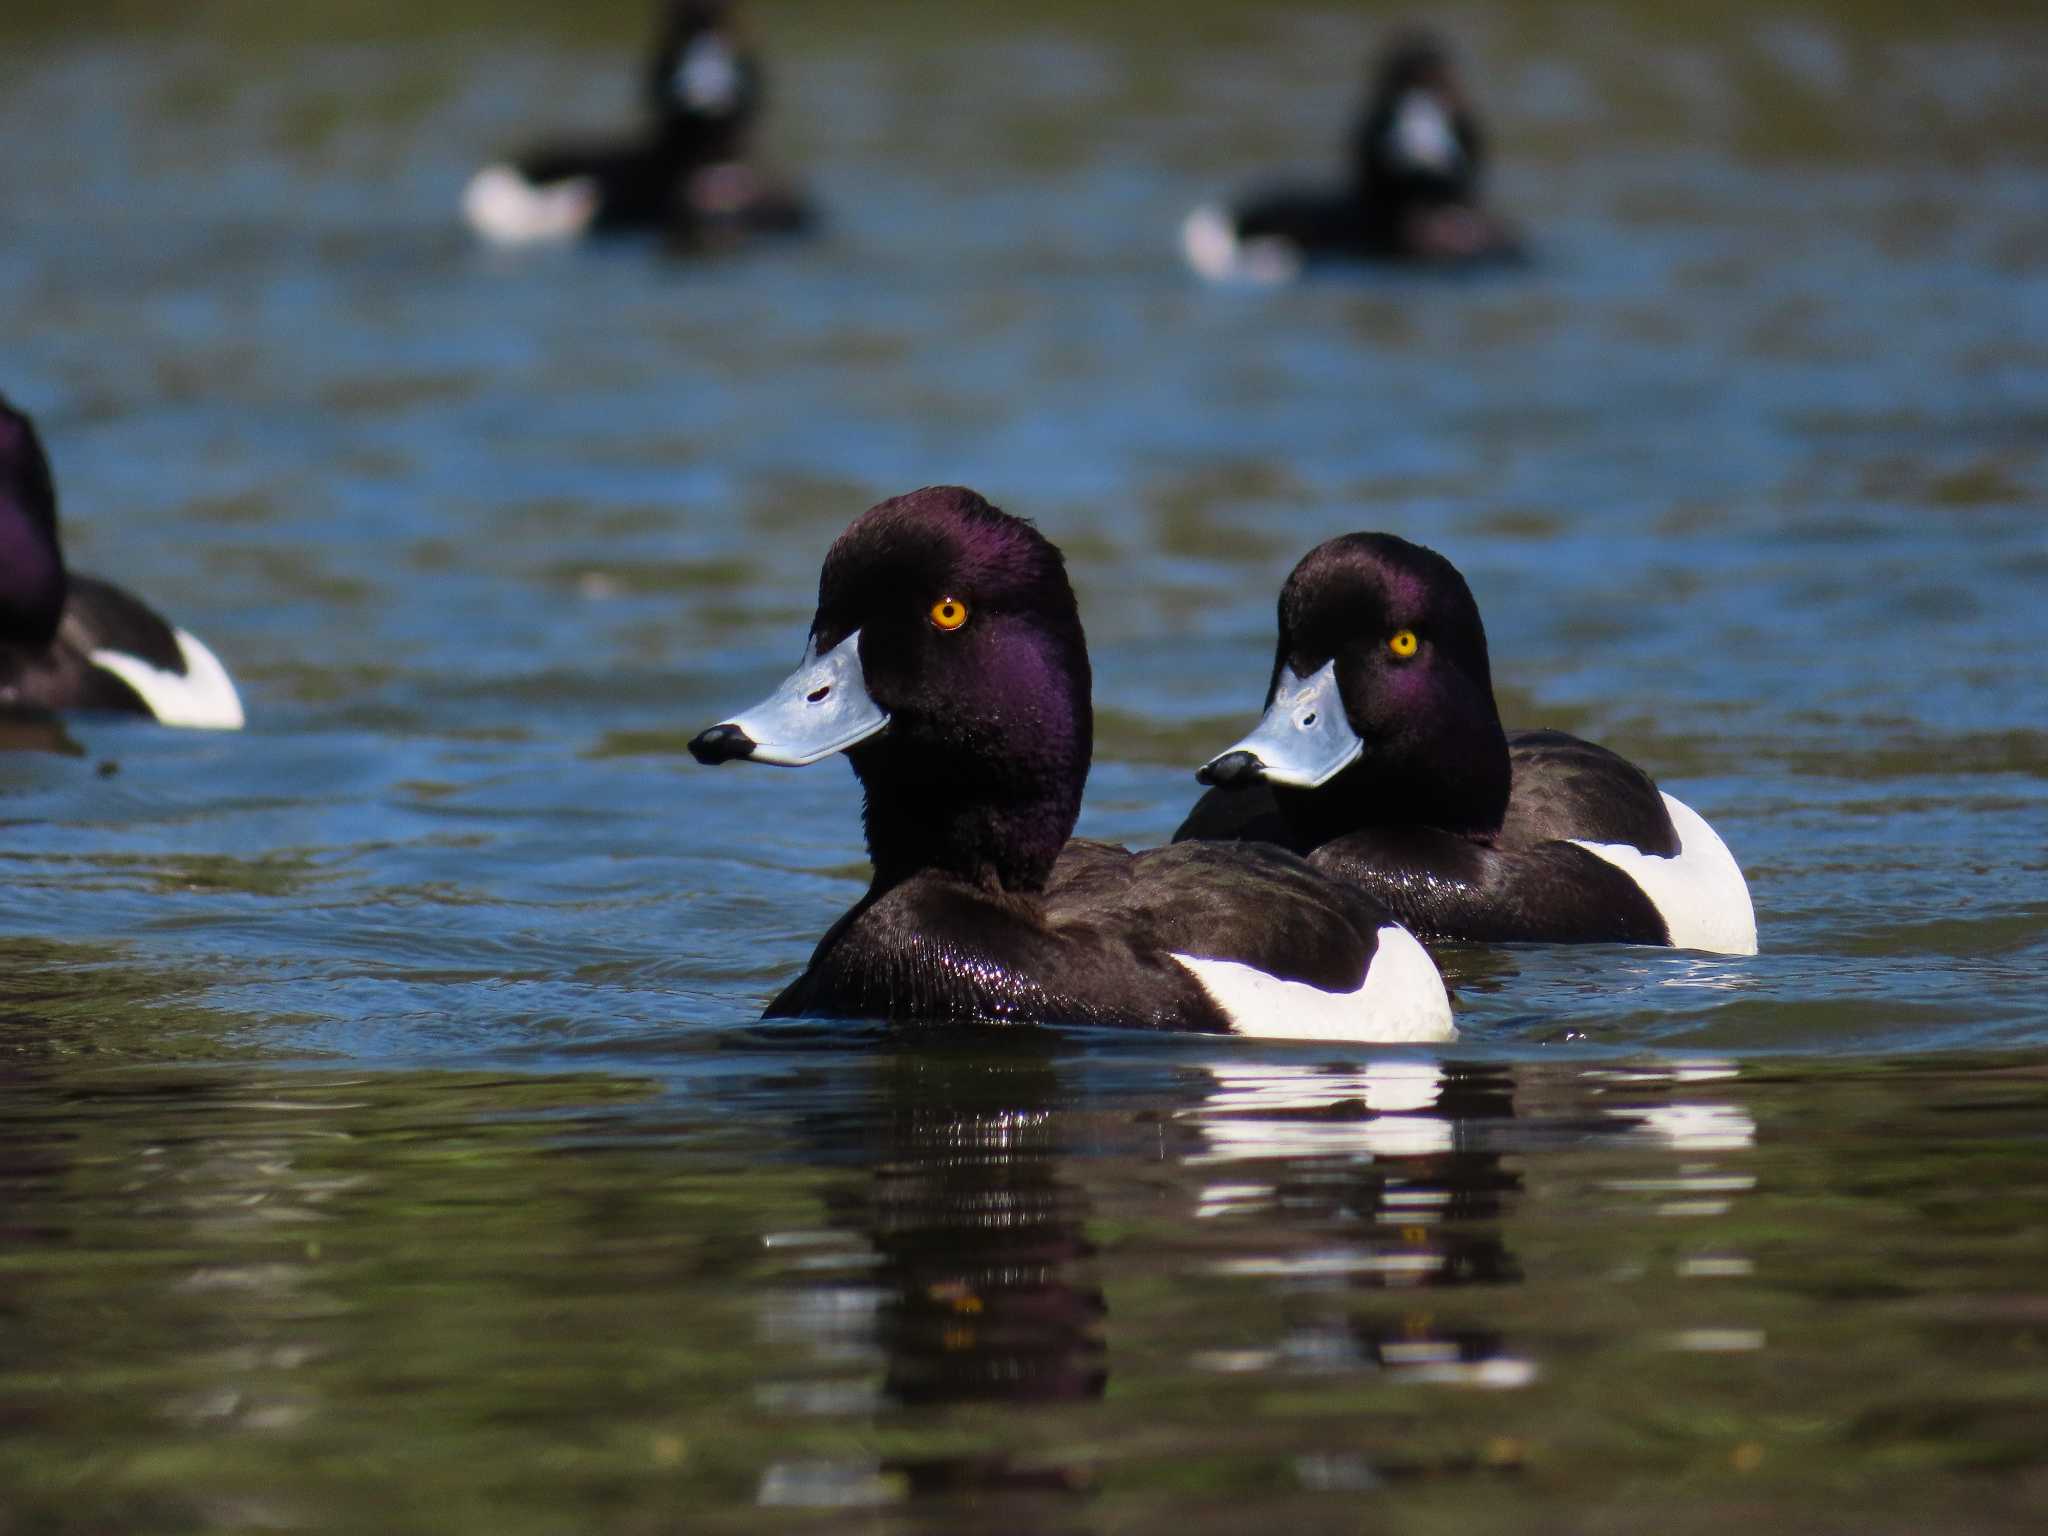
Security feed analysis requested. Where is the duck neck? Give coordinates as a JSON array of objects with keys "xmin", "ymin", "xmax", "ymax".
[
  {"xmin": 654, "ymin": 113, "xmax": 739, "ymax": 159},
  {"xmin": 853, "ymin": 742, "xmax": 1085, "ymax": 899},
  {"xmin": 1280, "ymin": 718, "xmax": 1511, "ymax": 846},
  {"xmin": 0, "ymin": 489, "xmax": 66, "ymax": 645}
]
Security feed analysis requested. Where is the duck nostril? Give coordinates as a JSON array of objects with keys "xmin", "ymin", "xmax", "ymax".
[
  {"xmin": 807, "ymin": 686, "xmax": 830, "ymax": 703},
  {"xmin": 1301, "ymin": 712, "xmax": 1317, "ymax": 727}
]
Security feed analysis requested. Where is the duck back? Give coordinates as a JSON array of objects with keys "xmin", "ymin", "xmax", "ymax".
[
  {"xmin": 1499, "ymin": 730, "xmax": 1678, "ymax": 853},
  {"xmin": 767, "ymin": 840, "xmax": 1451, "ymax": 1040}
]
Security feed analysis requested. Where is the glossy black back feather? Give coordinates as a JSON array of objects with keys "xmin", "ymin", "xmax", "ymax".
[
  {"xmin": 1307, "ymin": 829, "xmax": 1670, "ymax": 946},
  {"xmin": 1500, "ymin": 730, "xmax": 1678, "ymax": 855},
  {"xmin": 765, "ymin": 840, "xmax": 1398, "ymax": 1030},
  {"xmin": 59, "ymin": 574, "xmax": 186, "ymax": 673},
  {"xmin": 762, "ymin": 873, "xmax": 1224, "ymax": 1032},
  {"xmin": 0, "ymin": 638, "xmax": 148, "ymax": 716},
  {"xmin": 1044, "ymin": 840, "xmax": 1392, "ymax": 993},
  {"xmin": 1, "ymin": 574, "xmax": 182, "ymax": 719}
]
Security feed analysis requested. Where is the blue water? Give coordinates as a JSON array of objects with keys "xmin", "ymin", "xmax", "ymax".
[{"xmin": 1, "ymin": 4, "xmax": 2045, "ymax": 1530}]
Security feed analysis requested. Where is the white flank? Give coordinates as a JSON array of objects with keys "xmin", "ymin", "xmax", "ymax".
[
  {"xmin": 1571, "ymin": 791, "xmax": 1758, "ymax": 956},
  {"xmin": 1179, "ymin": 203, "xmax": 1301, "ymax": 286},
  {"xmin": 91, "ymin": 627, "xmax": 245, "ymax": 730},
  {"xmin": 461, "ymin": 164, "xmax": 600, "ymax": 245},
  {"xmin": 1172, "ymin": 924, "xmax": 1454, "ymax": 1043}
]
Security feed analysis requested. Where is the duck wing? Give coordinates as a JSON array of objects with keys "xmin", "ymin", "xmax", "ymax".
[{"xmin": 1502, "ymin": 730, "xmax": 1678, "ymax": 853}]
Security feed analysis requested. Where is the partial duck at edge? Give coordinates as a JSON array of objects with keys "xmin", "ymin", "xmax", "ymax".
[{"xmin": 0, "ymin": 396, "xmax": 244, "ymax": 730}]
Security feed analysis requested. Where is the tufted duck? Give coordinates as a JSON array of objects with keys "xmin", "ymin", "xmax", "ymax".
[
  {"xmin": 462, "ymin": 1, "xmax": 812, "ymax": 248},
  {"xmin": 1181, "ymin": 30, "xmax": 1521, "ymax": 283},
  {"xmin": 0, "ymin": 397, "xmax": 243, "ymax": 729},
  {"xmin": 1179, "ymin": 533, "xmax": 1756, "ymax": 953}
]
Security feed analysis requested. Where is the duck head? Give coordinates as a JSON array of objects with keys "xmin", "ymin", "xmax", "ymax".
[
  {"xmin": 691, "ymin": 486, "xmax": 1093, "ymax": 893},
  {"xmin": 1355, "ymin": 32, "xmax": 1481, "ymax": 207},
  {"xmin": 0, "ymin": 396, "xmax": 67, "ymax": 646},
  {"xmin": 1198, "ymin": 533, "xmax": 1510, "ymax": 844},
  {"xmin": 650, "ymin": 1, "xmax": 751, "ymax": 131}
]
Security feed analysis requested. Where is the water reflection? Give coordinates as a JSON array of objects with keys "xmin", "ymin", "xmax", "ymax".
[
  {"xmin": 1183, "ymin": 1060, "xmax": 1532, "ymax": 1394},
  {"xmin": 0, "ymin": 1056, "xmax": 702, "ymax": 1531},
  {"xmin": 12, "ymin": 1032, "xmax": 2045, "ymax": 1527},
  {"xmin": 757, "ymin": 1050, "xmax": 1561, "ymax": 1512},
  {"xmin": 1591, "ymin": 1060, "xmax": 1758, "ymax": 1154},
  {"xmin": 759, "ymin": 1044, "xmax": 1103, "ymax": 1516},
  {"xmin": 0, "ymin": 1065, "xmax": 352, "ymax": 1513}
]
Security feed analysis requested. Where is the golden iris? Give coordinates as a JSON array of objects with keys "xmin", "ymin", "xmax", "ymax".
[
  {"xmin": 929, "ymin": 598, "xmax": 969, "ymax": 631},
  {"xmin": 1389, "ymin": 629, "xmax": 1419, "ymax": 659}
]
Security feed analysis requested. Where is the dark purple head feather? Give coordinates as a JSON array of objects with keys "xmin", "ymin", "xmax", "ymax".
[
  {"xmin": 0, "ymin": 395, "xmax": 68, "ymax": 646},
  {"xmin": 1271, "ymin": 531, "xmax": 1509, "ymax": 841},
  {"xmin": 1370, "ymin": 29, "xmax": 1457, "ymax": 98},
  {"xmin": 815, "ymin": 486, "xmax": 1092, "ymax": 894}
]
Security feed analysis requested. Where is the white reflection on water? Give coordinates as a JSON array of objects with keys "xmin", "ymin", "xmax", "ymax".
[
  {"xmin": 1174, "ymin": 1061, "xmax": 1534, "ymax": 1389},
  {"xmin": 1212, "ymin": 1250, "xmax": 1448, "ymax": 1279},
  {"xmin": 1667, "ymin": 1328, "xmax": 1767, "ymax": 1353},
  {"xmin": 1593, "ymin": 1060, "xmax": 1757, "ymax": 1152},
  {"xmin": 1678, "ymin": 1256, "xmax": 1755, "ymax": 1278},
  {"xmin": 1613, "ymin": 1102, "xmax": 1757, "ymax": 1151},
  {"xmin": 757, "ymin": 1459, "xmax": 904, "ymax": 1509},
  {"xmin": 1184, "ymin": 1061, "xmax": 1451, "ymax": 1166},
  {"xmin": 1393, "ymin": 1355, "xmax": 1538, "ymax": 1388},
  {"xmin": 754, "ymin": 1281, "xmax": 887, "ymax": 1366},
  {"xmin": 1593, "ymin": 1061, "xmax": 1740, "ymax": 1084}
]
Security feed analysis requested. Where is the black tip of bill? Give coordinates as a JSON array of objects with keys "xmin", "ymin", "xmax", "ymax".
[
  {"xmin": 688, "ymin": 722, "xmax": 757, "ymax": 765},
  {"xmin": 1196, "ymin": 749, "xmax": 1265, "ymax": 788}
]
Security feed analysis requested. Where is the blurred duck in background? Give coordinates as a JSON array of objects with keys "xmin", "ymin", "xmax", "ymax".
[
  {"xmin": 0, "ymin": 397, "xmax": 244, "ymax": 730},
  {"xmin": 463, "ymin": 0, "xmax": 812, "ymax": 249},
  {"xmin": 1182, "ymin": 30, "xmax": 1520, "ymax": 282},
  {"xmin": 1178, "ymin": 534, "xmax": 1755, "ymax": 954}
]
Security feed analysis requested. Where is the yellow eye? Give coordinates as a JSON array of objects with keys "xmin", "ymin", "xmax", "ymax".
[
  {"xmin": 929, "ymin": 597, "xmax": 969, "ymax": 632},
  {"xmin": 1388, "ymin": 629, "xmax": 1419, "ymax": 659}
]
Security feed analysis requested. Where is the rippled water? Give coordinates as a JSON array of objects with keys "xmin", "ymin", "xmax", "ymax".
[{"xmin": 2, "ymin": 1, "xmax": 2045, "ymax": 1529}]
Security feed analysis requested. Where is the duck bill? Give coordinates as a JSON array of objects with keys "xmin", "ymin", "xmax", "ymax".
[
  {"xmin": 1197, "ymin": 660, "xmax": 1362, "ymax": 790},
  {"xmin": 1389, "ymin": 90, "xmax": 1463, "ymax": 174},
  {"xmin": 689, "ymin": 630, "xmax": 888, "ymax": 767}
]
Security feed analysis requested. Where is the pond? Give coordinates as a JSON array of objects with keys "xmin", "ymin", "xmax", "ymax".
[{"xmin": 1, "ymin": 2, "xmax": 2044, "ymax": 1530}]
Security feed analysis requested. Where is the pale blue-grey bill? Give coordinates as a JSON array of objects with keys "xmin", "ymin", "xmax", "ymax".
[
  {"xmin": 1201, "ymin": 660, "xmax": 1363, "ymax": 788},
  {"xmin": 723, "ymin": 630, "xmax": 888, "ymax": 766}
]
